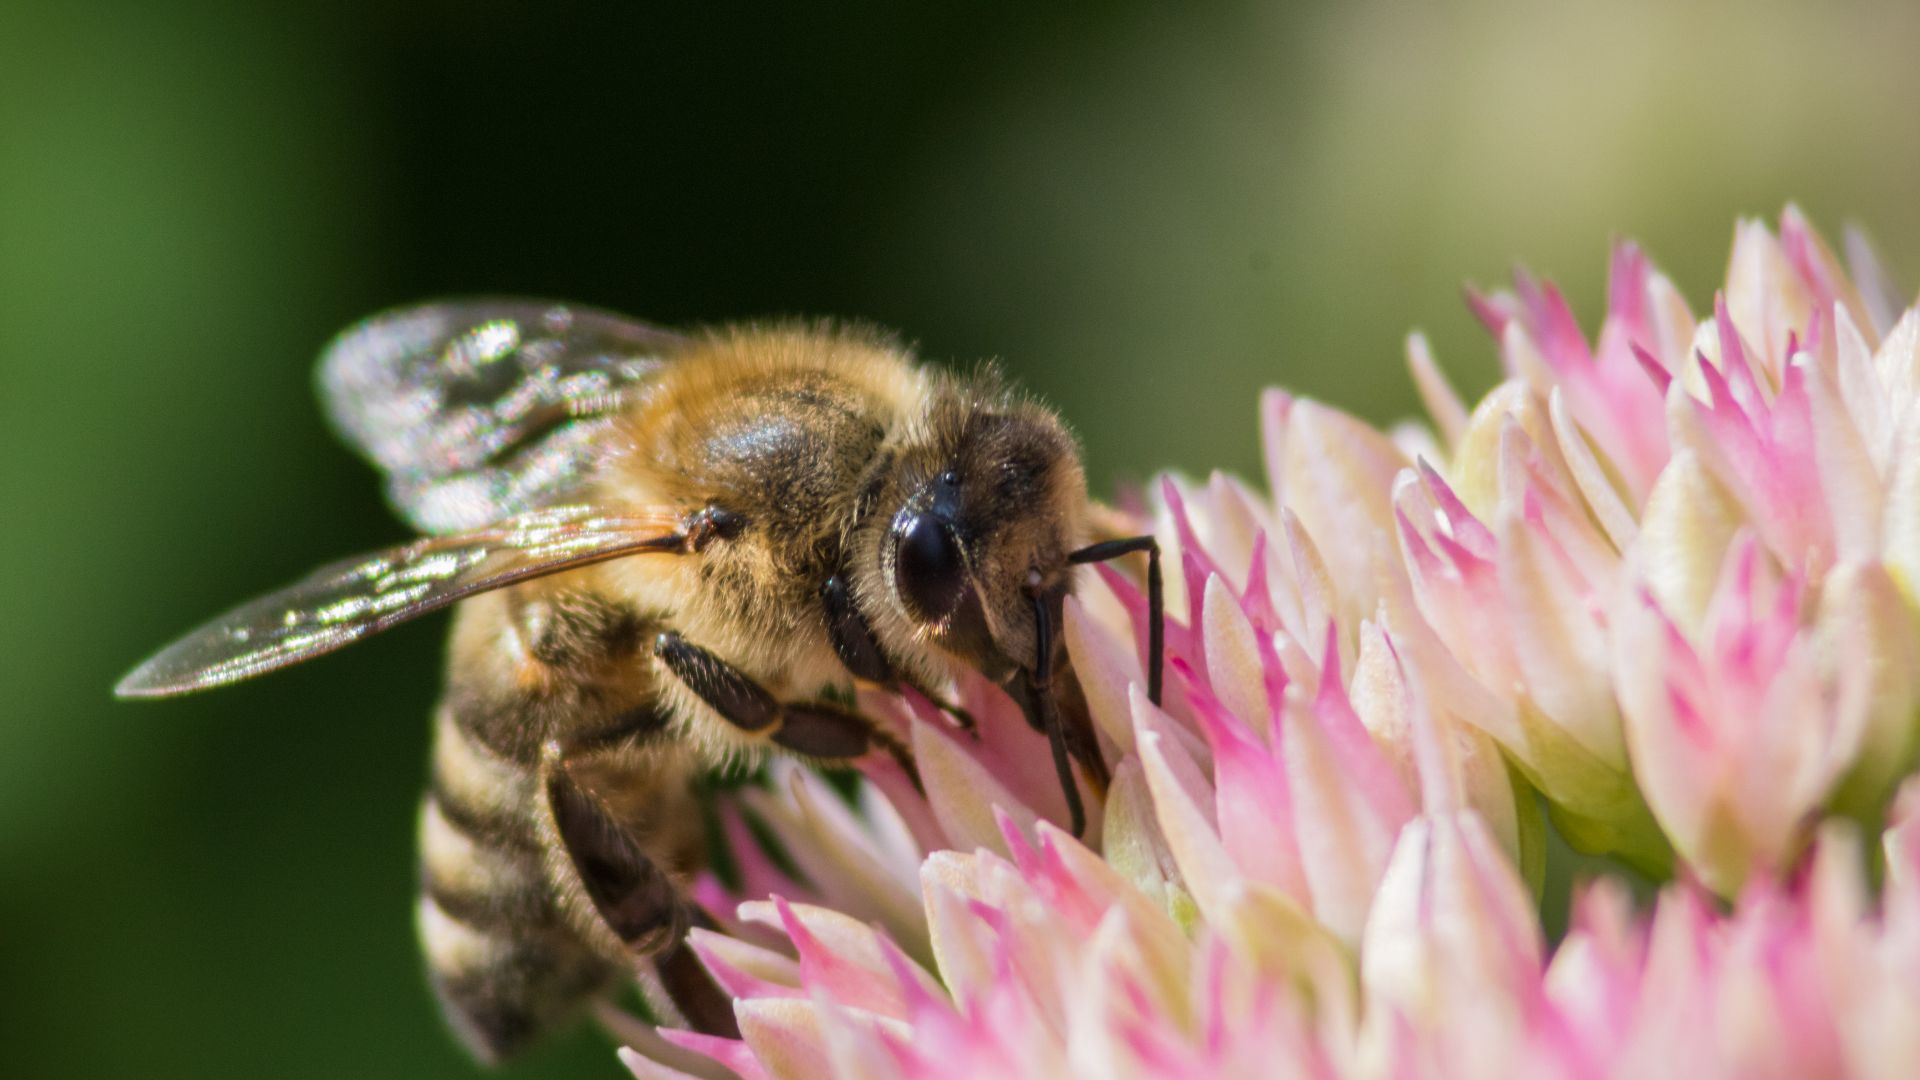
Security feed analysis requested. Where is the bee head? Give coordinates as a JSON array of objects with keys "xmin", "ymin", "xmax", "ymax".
[{"xmin": 864, "ymin": 374, "xmax": 1088, "ymax": 686}]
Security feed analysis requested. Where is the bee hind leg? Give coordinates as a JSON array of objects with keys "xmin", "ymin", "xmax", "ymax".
[
  {"xmin": 649, "ymin": 912, "xmax": 741, "ymax": 1037},
  {"xmin": 653, "ymin": 632, "xmax": 919, "ymax": 785},
  {"xmin": 541, "ymin": 743, "xmax": 743, "ymax": 1039},
  {"xmin": 543, "ymin": 750, "xmax": 684, "ymax": 956}
]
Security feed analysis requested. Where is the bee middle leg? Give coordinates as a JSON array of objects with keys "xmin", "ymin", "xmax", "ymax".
[{"xmin": 652, "ymin": 631, "xmax": 917, "ymax": 780}]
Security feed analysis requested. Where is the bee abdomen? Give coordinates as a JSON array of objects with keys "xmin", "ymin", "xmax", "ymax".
[
  {"xmin": 416, "ymin": 888, "xmax": 613, "ymax": 1064},
  {"xmin": 417, "ymin": 715, "xmax": 608, "ymax": 1062},
  {"xmin": 418, "ymin": 794, "xmax": 552, "ymax": 930}
]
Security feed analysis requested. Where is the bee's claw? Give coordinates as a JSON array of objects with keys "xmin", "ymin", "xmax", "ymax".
[
  {"xmin": 892, "ymin": 744, "xmax": 925, "ymax": 796},
  {"xmin": 940, "ymin": 701, "xmax": 977, "ymax": 737}
]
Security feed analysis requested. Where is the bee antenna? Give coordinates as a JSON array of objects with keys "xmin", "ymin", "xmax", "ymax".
[{"xmin": 1067, "ymin": 536, "xmax": 1163, "ymax": 705}]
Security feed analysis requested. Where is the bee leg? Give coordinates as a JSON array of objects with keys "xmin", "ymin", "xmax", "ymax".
[
  {"xmin": 1068, "ymin": 535, "xmax": 1163, "ymax": 705},
  {"xmin": 650, "ymin": 910, "xmax": 740, "ymax": 1038},
  {"xmin": 542, "ymin": 743, "xmax": 684, "ymax": 957},
  {"xmin": 779, "ymin": 703, "xmax": 923, "ymax": 791},
  {"xmin": 1023, "ymin": 590, "xmax": 1089, "ymax": 837},
  {"xmin": 542, "ymin": 726, "xmax": 741, "ymax": 1040},
  {"xmin": 651, "ymin": 632, "xmax": 780, "ymax": 732},
  {"xmin": 822, "ymin": 573, "xmax": 895, "ymax": 683},
  {"xmin": 910, "ymin": 684, "xmax": 977, "ymax": 735},
  {"xmin": 823, "ymin": 573, "xmax": 975, "ymax": 734},
  {"xmin": 654, "ymin": 632, "xmax": 919, "ymax": 784}
]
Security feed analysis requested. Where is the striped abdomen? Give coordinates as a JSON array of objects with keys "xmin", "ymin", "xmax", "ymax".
[
  {"xmin": 416, "ymin": 708, "xmax": 614, "ymax": 1064},
  {"xmin": 414, "ymin": 582, "xmax": 704, "ymax": 1063}
]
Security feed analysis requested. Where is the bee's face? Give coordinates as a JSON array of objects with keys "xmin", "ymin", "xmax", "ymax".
[{"xmin": 877, "ymin": 392, "xmax": 1087, "ymax": 683}]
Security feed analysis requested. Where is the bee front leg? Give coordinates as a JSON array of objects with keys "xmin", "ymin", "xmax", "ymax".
[
  {"xmin": 822, "ymin": 574, "xmax": 975, "ymax": 733},
  {"xmin": 653, "ymin": 631, "xmax": 918, "ymax": 782}
]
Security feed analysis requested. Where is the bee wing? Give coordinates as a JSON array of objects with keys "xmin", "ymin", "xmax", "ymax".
[
  {"xmin": 319, "ymin": 299, "xmax": 688, "ymax": 534},
  {"xmin": 116, "ymin": 505, "xmax": 687, "ymax": 698}
]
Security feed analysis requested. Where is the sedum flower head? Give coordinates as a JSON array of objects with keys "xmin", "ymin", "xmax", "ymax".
[{"xmin": 620, "ymin": 210, "xmax": 1920, "ymax": 1079}]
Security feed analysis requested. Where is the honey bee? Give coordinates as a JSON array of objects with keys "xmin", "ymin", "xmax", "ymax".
[{"xmin": 116, "ymin": 301, "xmax": 1163, "ymax": 1063}]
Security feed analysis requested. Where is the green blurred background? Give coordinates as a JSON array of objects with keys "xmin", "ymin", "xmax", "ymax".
[{"xmin": 5, "ymin": 1, "xmax": 1918, "ymax": 1076}]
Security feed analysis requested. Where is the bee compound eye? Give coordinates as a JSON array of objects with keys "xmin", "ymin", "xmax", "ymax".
[{"xmin": 892, "ymin": 511, "xmax": 967, "ymax": 622}]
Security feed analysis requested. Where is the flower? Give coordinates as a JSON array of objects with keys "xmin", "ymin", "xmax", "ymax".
[
  {"xmin": 618, "ymin": 210, "xmax": 1920, "ymax": 1079},
  {"xmin": 630, "ymin": 778, "xmax": 1920, "ymax": 1080},
  {"xmin": 1405, "ymin": 208, "xmax": 1920, "ymax": 890}
]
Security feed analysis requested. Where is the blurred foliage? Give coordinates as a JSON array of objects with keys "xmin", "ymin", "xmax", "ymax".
[{"xmin": 3, "ymin": 0, "xmax": 1916, "ymax": 1076}]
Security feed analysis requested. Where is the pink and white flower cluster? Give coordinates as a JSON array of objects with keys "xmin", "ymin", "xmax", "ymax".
[{"xmin": 621, "ymin": 210, "xmax": 1920, "ymax": 1078}]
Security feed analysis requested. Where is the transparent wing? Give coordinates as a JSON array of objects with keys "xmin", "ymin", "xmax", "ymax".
[
  {"xmin": 318, "ymin": 299, "xmax": 688, "ymax": 533},
  {"xmin": 115, "ymin": 505, "xmax": 686, "ymax": 698}
]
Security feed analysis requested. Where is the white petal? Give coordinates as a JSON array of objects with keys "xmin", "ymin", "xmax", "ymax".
[
  {"xmin": 1634, "ymin": 450, "xmax": 1742, "ymax": 633},
  {"xmin": 1063, "ymin": 594, "xmax": 1142, "ymax": 754},
  {"xmin": 740, "ymin": 770, "xmax": 924, "ymax": 955},
  {"xmin": 1133, "ymin": 692, "xmax": 1241, "ymax": 923},
  {"xmin": 1496, "ymin": 506, "xmax": 1626, "ymax": 770},
  {"xmin": 1451, "ymin": 381, "xmax": 1531, "ymax": 521},
  {"xmin": 1549, "ymin": 387, "xmax": 1638, "ymax": 549},
  {"xmin": 1796, "ymin": 355, "xmax": 1882, "ymax": 563},
  {"xmin": 1819, "ymin": 563, "xmax": 1920, "ymax": 820},
  {"xmin": 1283, "ymin": 399, "xmax": 1408, "ymax": 609},
  {"xmin": 919, "ymin": 853, "xmax": 994, "ymax": 1002},
  {"xmin": 1407, "ymin": 331, "xmax": 1469, "ymax": 450},
  {"xmin": 1882, "ymin": 415, "xmax": 1920, "ymax": 596},
  {"xmin": 1099, "ymin": 756, "xmax": 1196, "ymax": 929},
  {"xmin": 912, "ymin": 718, "xmax": 1039, "ymax": 859},
  {"xmin": 735, "ymin": 998, "xmax": 834, "ymax": 1080},
  {"xmin": 1203, "ymin": 573, "xmax": 1270, "ymax": 730},
  {"xmin": 1282, "ymin": 688, "xmax": 1398, "ymax": 946}
]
